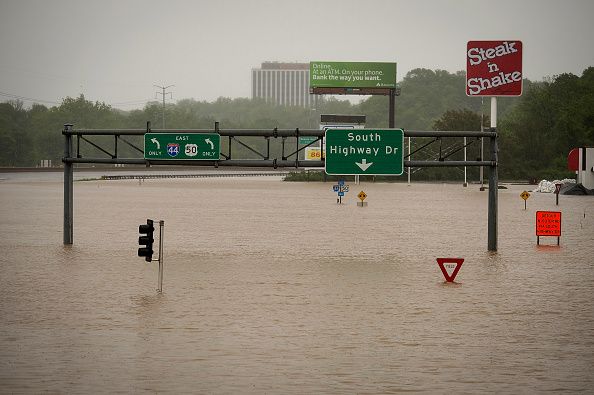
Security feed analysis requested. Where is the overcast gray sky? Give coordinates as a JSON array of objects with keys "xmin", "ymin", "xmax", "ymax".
[{"xmin": 1, "ymin": 0, "xmax": 593, "ymax": 109}]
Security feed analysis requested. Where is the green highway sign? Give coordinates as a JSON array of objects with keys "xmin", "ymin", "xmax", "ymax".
[
  {"xmin": 299, "ymin": 136, "xmax": 318, "ymax": 145},
  {"xmin": 325, "ymin": 129, "xmax": 404, "ymax": 175},
  {"xmin": 310, "ymin": 61, "xmax": 397, "ymax": 89},
  {"xmin": 144, "ymin": 133, "xmax": 220, "ymax": 160}
]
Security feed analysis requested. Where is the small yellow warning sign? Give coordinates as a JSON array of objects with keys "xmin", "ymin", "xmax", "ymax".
[
  {"xmin": 358, "ymin": 191, "xmax": 367, "ymax": 201},
  {"xmin": 520, "ymin": 191, "xmax": 530, "ymax": 201}
]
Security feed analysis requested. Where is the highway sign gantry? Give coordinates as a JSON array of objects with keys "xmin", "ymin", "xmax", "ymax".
[
  {"xmin": 325, "ymin": 128, "xmax": 404, "ymax": 175},
  {"xmin": 144, "ymin": 133, "xmax": 220, "ymax": 160}
]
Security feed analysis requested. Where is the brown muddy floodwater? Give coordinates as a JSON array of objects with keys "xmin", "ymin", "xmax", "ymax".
[{"xmin": 1, "ymin": 171, "xmax": 593, "ymax": 394}]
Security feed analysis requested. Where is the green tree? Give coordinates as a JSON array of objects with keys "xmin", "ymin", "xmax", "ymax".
[
  {"xmin": 0, "ymin": 100, "xmax": 32, "ymax": 166},
  {"xmin": 433, "ymin": 108, "xmax": 486, "ymax": 131},
  {"xmin": 357, "ymin": 68, "xmax": 521, "ymax": 130},
  {"xmin": 1, "ymin": 66, "xmax": 591, "ymax": 175},
  {"xmin": 499, "ymin": 68, "xmax": 594, "ymax": 180}
]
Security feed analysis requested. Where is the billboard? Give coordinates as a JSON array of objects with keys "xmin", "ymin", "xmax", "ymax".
[
  {"xmin": 466, "ymin": 40, "xmax": 523, "ymax": 96},
  {"xmin": 310, "ymin": 61, "xmax": 397, "ymax": 89}
]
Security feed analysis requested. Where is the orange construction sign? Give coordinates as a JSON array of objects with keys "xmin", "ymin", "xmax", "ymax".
[{"xmin": 536, "ymin": 211, "xmax": 561, "ymax": 237}]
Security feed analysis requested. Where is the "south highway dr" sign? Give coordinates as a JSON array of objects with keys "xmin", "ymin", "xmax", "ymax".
[{"xmin": 324, "ymin": 128, "xmax": 404, "ymax": 175}]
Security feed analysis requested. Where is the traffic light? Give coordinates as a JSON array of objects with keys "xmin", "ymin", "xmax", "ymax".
[{"xmin": 138, "ymin": 219, "xmax": 154, "ymax": 262}]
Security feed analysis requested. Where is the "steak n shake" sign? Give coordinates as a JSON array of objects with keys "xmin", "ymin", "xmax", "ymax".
[{"xmin": 466, "ymin": 40, "xmax": 523, "ymax": 96}]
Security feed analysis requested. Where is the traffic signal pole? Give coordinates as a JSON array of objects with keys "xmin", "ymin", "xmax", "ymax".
[
  {"xmin": 138, "ymin": 219, "xmax": 155, "ymax": 262},
  {"xmin": 157, "ymin": 220, "xmax": 164, "ymax": 293},
  {"xmin": 138, "ymin": 219, "xmax": 165, "ymax": 293}
]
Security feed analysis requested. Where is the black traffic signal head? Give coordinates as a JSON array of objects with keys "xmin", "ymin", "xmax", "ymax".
[{"xmin": 138, "ymin": 219, "xmax": 154, "ymax": 262}]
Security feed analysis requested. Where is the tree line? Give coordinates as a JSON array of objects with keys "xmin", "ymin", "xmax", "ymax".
[{"xmin": 0, "ymin": 67, "xmax": 592, "ymax": 181}]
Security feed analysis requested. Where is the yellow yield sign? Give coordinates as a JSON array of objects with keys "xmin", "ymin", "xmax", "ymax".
[{"xmin": 358, "ymin": 191, "xmax": 367, "ymax": 202}]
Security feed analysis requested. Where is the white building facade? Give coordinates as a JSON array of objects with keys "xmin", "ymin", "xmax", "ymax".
[{"xmin": 251, "ymin": 62, "xmax": 319, "ymax": 108}]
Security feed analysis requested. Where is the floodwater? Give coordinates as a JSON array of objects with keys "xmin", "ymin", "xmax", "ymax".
[{"xmin": 1, "ymin": 171, "xmax": 593, "ymax": 394}]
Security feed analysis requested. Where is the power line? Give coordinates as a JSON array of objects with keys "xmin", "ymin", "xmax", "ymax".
[
  {"xmin": 154, "ymin": 84, "xmax": 174, "ymax": 129},
  {"xmin": 0, "ymin": 90, "xmax": 159, "ymax": 110},
  {"xmin": 0, "ymin": 90, "xmax": 60, "ymax": 105},
  {"xmin": 111, "ymin": 98, "xmax": 155, "ymax": 107}
]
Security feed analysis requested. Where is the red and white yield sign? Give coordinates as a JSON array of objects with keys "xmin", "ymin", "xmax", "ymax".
[
  {"xmin": 466, "ymin": 40, "xmax": 523, "ymax": 96},
  {"xmin": 437, "ymin": 258, "xmax": 464, "ymax": 283}
]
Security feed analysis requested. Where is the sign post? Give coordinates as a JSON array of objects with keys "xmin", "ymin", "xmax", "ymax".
[
  {"xmin": 332, "ymin": 180, "xmax": 349, "ymax": 204},
  {"xmin": 520, "ymin": 190, "xmax": 530, "ymax": 210},
  {"xmin": 325, "ymin": 129, "xmax": 404, "ymax": 176},
  {"xmin": 555, "ymin": 183, "xmax": 562, "ymax": 205},
  {"xmin": 357, "ymin": 191, "xmax": 367, "ymax": 207},
  {"xmin": 467, "ymin": 40, "xmax": 523, "ymax": 252}
]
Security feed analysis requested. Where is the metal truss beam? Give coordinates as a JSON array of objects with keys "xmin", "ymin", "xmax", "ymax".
[{"xmin": 62, "ymin": 123, "xmax": 498, "ymax": 251}]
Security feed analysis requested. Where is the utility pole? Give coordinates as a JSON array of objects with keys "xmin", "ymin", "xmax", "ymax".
[{"xmin": 154, "ymin": 84, "xmax": 174, "ymax": 129}]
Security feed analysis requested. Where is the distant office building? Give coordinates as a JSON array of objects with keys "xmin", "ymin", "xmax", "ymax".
[{"xmin": 251, "ymin": 62, "xmax": 319, "ymax": 107}]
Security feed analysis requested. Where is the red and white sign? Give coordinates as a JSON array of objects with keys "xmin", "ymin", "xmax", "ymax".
[
  {"xmin": 466, "ymin": 40, "xmax": 523, "ymax": 96},
  {"xmin": 436, "ymin": 258, "xmax": 464, "ymax": 283},
  {"xmin": 536, "ymin": 211, "xmax": 562, "ymax": 237}
]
